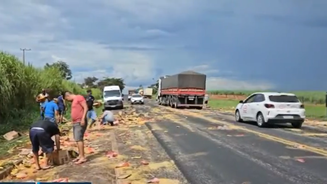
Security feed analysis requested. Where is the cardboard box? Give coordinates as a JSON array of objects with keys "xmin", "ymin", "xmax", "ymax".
[
  {"xmin": 51, "ymin": 150, "xmax": 71, "ymax": 165},
  {"xmin": 3, "ymin": 131, "xmax": 20, "ymax": 141}
]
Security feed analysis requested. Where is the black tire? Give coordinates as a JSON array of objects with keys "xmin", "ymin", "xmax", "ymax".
[
  {"xmin": 256, "ymin": 113, "xmax": 266, "ymax": 127},
  {"xmin": 291, "ymin": 121, "xmax": 303, "ymax": 128},
  {"xmin": 235, "ymin": 110, "xmax": 243, "ymax": 122}
]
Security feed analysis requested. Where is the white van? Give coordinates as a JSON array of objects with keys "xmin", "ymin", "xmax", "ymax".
[{"xmin": 103, "ymin": 85, "xmax": 124, "ymax": 109}]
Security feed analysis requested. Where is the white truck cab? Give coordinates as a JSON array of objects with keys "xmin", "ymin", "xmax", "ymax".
[{"xmin": 103, "ymin": 85, "xmax": 124, "ymax": 109}]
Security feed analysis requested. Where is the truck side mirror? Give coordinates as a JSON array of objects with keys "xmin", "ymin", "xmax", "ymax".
[{"xmin": 239, "ymin": 100, "xmax": 244, "ymax": 103}]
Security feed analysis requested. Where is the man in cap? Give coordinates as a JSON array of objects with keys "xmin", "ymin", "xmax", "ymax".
[{"xmin": 36, "ymin": 89, "xmax": 49, "ymax": 120}]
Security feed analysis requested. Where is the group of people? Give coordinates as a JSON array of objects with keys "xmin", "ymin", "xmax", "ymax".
[
  {"xmin": 31, "ymin": 89, "xmax": 117, "ymax": 169},
  {"xmin": 37, "ymin": 89, "xmax": 66, "ymax": 125}
]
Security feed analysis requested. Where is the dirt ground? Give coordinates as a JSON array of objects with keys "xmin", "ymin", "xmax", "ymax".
[
  {"xmin": 0, "ymin": 106, "xmax": 187, "ymax": 184},
  {"xmin": 2, "ymin": 126, "xmax": 117, "ymax": 183}
]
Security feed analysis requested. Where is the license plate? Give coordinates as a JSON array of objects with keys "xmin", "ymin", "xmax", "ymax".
[
  {"xmin": 283, "ymin": 116, "xmax": 293, "ymax": 119},
  {"xmin": 111, "ymin": 105, "xmax": 116, "ymax": 108}
]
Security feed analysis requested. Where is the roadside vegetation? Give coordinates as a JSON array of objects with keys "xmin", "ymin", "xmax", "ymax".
[
  {"xmin": 207, "ymin": 90, "xmax": 327, "ymax": 120},
  {"xmin": 0, "ymin": 51, "xmax": 124, "ymax": 157},
  {"xmin": 0, "ymin": 51, "xmax": 126, "ymax": 135}
]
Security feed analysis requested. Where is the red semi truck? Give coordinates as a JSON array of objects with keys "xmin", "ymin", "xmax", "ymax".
[{"xmin": 157, "ymin": 71, "xmax": 206, "ymax": 109}]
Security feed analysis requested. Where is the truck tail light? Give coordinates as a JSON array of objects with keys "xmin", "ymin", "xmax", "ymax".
[{"xmin": 264, "ymin": 104, "xmax": 275, "ymax": 108}]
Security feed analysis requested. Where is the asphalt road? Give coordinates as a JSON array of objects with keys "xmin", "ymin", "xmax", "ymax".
[{"xmin": 132, "ymin": 99, "xmax": 327, "ymax": 184}]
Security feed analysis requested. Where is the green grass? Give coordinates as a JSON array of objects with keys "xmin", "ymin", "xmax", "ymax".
[
  {"xmin": 207, "ymin": 90, "xmax": 327, "ymax": 105},
  {"xmin": 304, "ymin": 104, "xmax": 327, "ymax": 121},
  {"xmin": 209, "ymin": 99, "xmax": 327, "ymax": 121}
]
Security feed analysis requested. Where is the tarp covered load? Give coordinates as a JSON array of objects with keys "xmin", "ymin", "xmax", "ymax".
[{"xmin": 161, "ymin": 71, "xmax": 206, "ymax": 90}]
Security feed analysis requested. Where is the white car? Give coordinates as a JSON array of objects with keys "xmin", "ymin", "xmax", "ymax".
[
  {"xmin": 234, "ymin": 92, "xmax": 305, "ymax": 128},
  {"xmin": 130, "ymin": 94, "xmax": 144, "ymax": 104}
]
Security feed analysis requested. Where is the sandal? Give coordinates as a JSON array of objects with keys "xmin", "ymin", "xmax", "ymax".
[
  {"xmin": 74, "ymin": 158, "xmax": 87, "ymax": 164},
  {"xmin": 72, "ymin": 158, "xmax": 80, "ymax": 162},
  {"xmin": 42, "ymin": 165, "xmax": 54, "ymax": 170}
]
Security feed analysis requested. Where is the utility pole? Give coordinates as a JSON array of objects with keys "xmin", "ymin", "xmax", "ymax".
[{"xmin": 20, "ymin": 48, "xmax": 31, "ymax": 64}]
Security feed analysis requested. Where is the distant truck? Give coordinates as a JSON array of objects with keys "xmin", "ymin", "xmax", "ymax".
[
  {"xmin": 157, "ymin": 71, "xmax": 206, "ymax": 109},
  {"xmin": 143, "ymin": 88, "xmax": 153, "ymax": 98},
  {"xmin": 128, "ymin": 89, "xmax": 136, "ymax": 101}
]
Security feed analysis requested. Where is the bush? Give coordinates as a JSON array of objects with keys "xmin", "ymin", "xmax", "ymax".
[{"xmin": 0, "ymin": 51, "xmax": 86, "ymax": 134}]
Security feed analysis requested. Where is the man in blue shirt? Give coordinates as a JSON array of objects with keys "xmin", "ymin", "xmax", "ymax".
[
  {"xmin": 86, "ymin": 89, "xmax": 97, "ymax": 128},
  {"xmin": 57, "ymin": 93, "xmax": 66, "ymax": 124},
  {"xmin": 43, "ymin": 95, "xmax": 59, "ymax": 125}
]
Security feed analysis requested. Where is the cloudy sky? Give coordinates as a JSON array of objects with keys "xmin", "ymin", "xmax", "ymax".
[{"xmin": 0, "ymin": 0, "xmax": 326, "ymax": 91}]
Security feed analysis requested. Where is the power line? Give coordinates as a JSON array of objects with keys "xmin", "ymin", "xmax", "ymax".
[{"xmin": 20, "ymin": 48, "xmax": 31, "ymax": 64}]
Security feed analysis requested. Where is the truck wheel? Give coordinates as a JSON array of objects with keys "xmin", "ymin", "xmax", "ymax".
[{"xmin": 170, "ymin": 101, "xmax": 174, "ymax": 108}]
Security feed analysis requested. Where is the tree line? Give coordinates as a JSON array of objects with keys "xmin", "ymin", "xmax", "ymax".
[{"xmin": 47, "ymin": 60, "xmax": 159, "ymax": 94}]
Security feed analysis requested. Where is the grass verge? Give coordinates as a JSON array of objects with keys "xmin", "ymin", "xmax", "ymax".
[{"xmin": 209, "ymin": 99, "xmax": 327, "ymax": 121}]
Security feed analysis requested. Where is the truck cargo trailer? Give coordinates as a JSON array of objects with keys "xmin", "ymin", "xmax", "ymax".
[
  {"xmin": 157, "ymin": 71, "xmax": 206, "ymax": 109},
  {"xmin": 143, "ymin": 88, "xmax": 153, "ymax": 98}
]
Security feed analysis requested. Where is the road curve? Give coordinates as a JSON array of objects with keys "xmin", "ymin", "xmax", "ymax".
[{"xmin": 134, "ymin": 100, "xmax": 327, "ymax": 184}]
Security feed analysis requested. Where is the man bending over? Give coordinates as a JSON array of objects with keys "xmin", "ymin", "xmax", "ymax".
[
  {"xmin": 29, "ymin": 119, "xmax": 60, "ymax": 170},
  {"xmin": 43, "ymin": 94, "xmax": 59, "ymax": 124}
]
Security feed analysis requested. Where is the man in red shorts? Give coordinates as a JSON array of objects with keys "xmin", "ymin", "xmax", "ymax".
[{"xmin": 62, "ymin": 91, "xmax": 88, "ymax": 164}]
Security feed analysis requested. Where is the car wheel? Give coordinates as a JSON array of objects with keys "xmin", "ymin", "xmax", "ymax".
[
  {"xmin": 291, "ymin": 121, "xmax": 303, "ymax": 129},
  {"xmin": 256, "ymin": 113, "xmax": 266, "ymax": 127},
  {"xmin": 235, "ymin": 110, "xmax": 243, "ymax": 122}
]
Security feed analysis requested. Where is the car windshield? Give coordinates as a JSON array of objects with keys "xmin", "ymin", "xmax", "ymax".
[
  {"xmin": 104, "ymin": 90, "xmax": 121, "ymax": 97},
  {"xmin": 269, "ymin": 95, "xmax": 299, "ymax": 103},
  {"xmin": 132, "ymin": 94, "xmax": 141, "ymax": 97}
]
